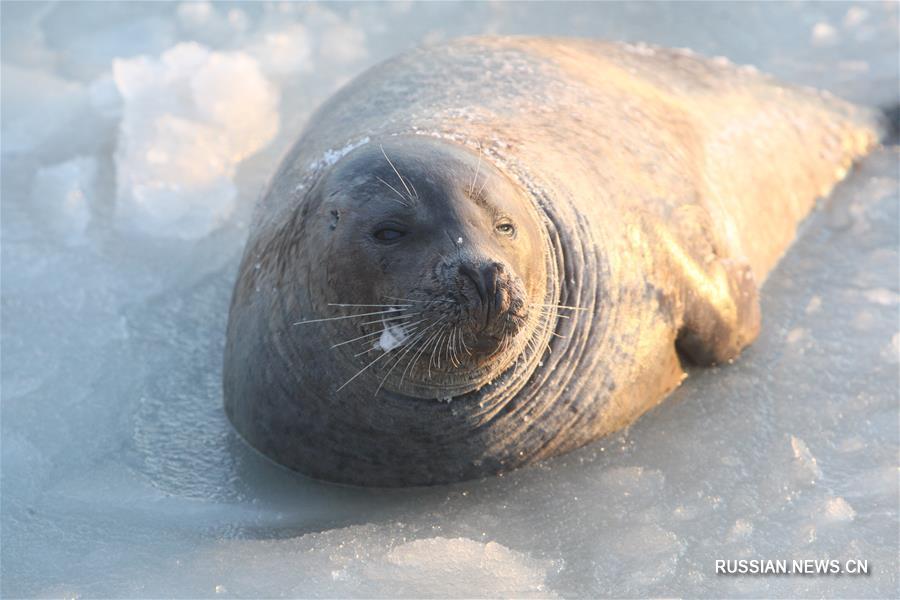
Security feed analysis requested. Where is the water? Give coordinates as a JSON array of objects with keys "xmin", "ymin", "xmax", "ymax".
[{"xmin": 2, "ymin": 1, "xmax": 898, "ymax": 597}]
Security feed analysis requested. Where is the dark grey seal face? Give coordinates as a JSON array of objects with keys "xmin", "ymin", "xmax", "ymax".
[{"xmin": 301, "ymin": 137, "xmax": 548, "ymax": 398}]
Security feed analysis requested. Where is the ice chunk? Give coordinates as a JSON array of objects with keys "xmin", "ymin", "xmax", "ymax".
[
  {"xmin": 591, "ymin": 524, "xmax": 684, "ymax": 589},
  {"xmin": 790, "ymin": 435, "xmax": 823, "ymax": 481},
  {"xmin": 819, "ymin": 497, "xmax": 857, "ymax": 523},
  {"xmin": 0, "ymin": 1, "xmax": 57, "ymax": 71},
  {"xmin": 380, "ymin": 537, "xmax": 558, "ymax": 598},
  {"xmin": 863, "ymin": 288, "xmax": 900, "ymax": 305},
  {"xmin": 811, "ymin": 22, "xmax": 838, "ymax": 46},
  {"xmin": 319, "ymin": 22, "xmax": 367, "ymax": 64},
  {"xmin": 176, "ymin": 1, "xmax": 214, "ymax": 27},
  {"xmin": 88, "ymin": 74, "xmax": 123, "ymax": 120},
  {"xmin": 728, "ymin": 519, "xmax": 754, "ymax": 541},
  {"xmin": 42, "ymin": 4, "xmax": 177, "ymax": 81},
  {"xmin": 843, "ymin": 7, "xmax": 868, "ymax": 28},
  {"xmin": 176, "ymin": 1, "xmax": 250, "ymax": 47},
  {"xmin": 805, "ymin": 295, "xmax": 822, "ymax": 314},
  {"xmin": 112, "ymin": 43, "xmax": 279, "ymax": 239},
  {"xmin": 247, "ymin": 24, "xmax": 313, "ymax": 78},
  {"xmin": 1, "ymin": 65, "xmax": 89, "ymax": 156},
  {"xmin": 30, "ymin": 157, "xmax": 97, "ymax": 244}
]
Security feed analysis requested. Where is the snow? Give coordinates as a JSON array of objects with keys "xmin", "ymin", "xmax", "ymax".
[
  {"xmin": 308, "ymin": 137, "xmax": 371, "ymax": 171},
  {"xmin": 378, "ymin": 322, "xmax": 410, "ymax": 352},
  {"xmin": 2, "ymin": 1, "xmax": 898, "ymax": 598}
]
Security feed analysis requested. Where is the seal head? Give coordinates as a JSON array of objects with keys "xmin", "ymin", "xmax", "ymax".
[{"xmin": 299, "ymin": 136, "xmax": 548, "ymax": 398}]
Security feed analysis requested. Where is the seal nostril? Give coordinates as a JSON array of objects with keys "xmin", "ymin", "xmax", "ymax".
[
  {"xmin": 482, "ymin": 263, "xmax": 500, "ymax": 300},
  {"xmin": 459, "ymin": 263, "xmax": 488, "ymax": 305}
]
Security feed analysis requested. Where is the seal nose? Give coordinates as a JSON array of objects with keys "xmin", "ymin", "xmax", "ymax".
[
  {"xmin": 459, "ymin": 263, "xmax": 487, "ymax": 304},
  {"xmin": 459, "ymin": 262, "xmax": 504, "ymax": 318}
]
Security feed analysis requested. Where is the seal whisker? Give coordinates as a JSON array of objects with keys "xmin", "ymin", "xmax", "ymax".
[
  {"xmin": 338, "ymin": 341, "xmax": 410, "ymax": 392},
  {"xmin": 459, "ymin": 330, "xmax": 473, "ymax": 357},
  {"xmin": 358, "ymin": 313, "xmax": 416, "ymax": 327},
  {"xmin": 352, "ymin": 325, "xmax": 420, "ymax": 357},
  {"xmin": 380, "ymin": 144, "xmax": 415, "ymax": 202},
  {"xmin": 499, "ymin": 331, "xmax": 512, "ymax": 357},
  {"xmin": 407, "ymin": 177, "xmax": 419, "ymax": 201},
  {"xmin": 375, "ymin": 176, "xmax": 412, "ymax": 207},
  {"xmin": 403, "ymin": 329, "xmax": 441, "ymax": 385},
  {"xmin": 399, "ymin": 319, "xmax": 447, "ymax": 387},
  {"xmin": 384, "ymin": 295, "xmax": 454, "ymax": 304},
  {"xmin": 533, "ymin": 309, "xmax": 570, "ymax": 320},
  {"xmin": 449, "ymin": 326, "xmax": 462, "ymax": 368},
  {"xmin": 469, "ymin": 147, "xmax": 482, "ymax": 197},
  {"xmin": 294, "ymin": 308, "xmax": 406, "ymax": 325},
  {"xmin": 530, "ymin": 303, "xmax": 589, "ymax": 311},
  {"xmin": 447, "ymin": 327, "xmax": 457, "ymax": 367},
  {"xmin": 428, "ymin": 326, "xmax": 450, "ymax": 376},
  {"xmin": 377, "ymin": 320, "xmax": 434, "ymax": 372},
  {"xmin": 328, "ymin": 303, "xmax": 412, "ymax": 308},
  {"xmin": 436, "ymin": 327, "xmax": 453, "ymax": 372},
  {"xmin": 443, "ymin": 327, "xmax": 454, "ymax": 368},
  {"xmin": 431, "ymin": 329, "xmax": 445, "ymax": 372},
  {"xmin": 374, "ymin": 317, "xmax": 445, "ymax": 396},
  {"xmin": 474, "ymin": 173, "xmax": 490, "ymax": 199},
  {"xmin": 331, "ymin": 317, "xmax": 427, "ymax": 349},
  {"xmin": 330, "ymin": 329, "xmax": 384, "ymax": 349}
]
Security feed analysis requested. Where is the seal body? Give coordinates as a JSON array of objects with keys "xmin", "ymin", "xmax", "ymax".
[{"xmin": 224, "ymin": 37, "xmax": 878, "ymax": 486}]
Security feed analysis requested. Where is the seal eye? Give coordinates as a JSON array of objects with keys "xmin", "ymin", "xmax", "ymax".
[
  {"xmin": 495, "ymin": 222, "xmax": 516, "ymax": 236},
  {"xmin": 373, "ymin": 228, "xmax": 407, "ymax": 242}
]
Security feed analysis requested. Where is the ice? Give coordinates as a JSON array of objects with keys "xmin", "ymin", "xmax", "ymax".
[
  {"xmin": 379, "ymin": 537, "xmax": 558, "ymax": 597},
  {"xmin": 820, "ymin": 497, "xmax": 857, "ymax": 523},
  {"xmin": 176, "ymin": 1, "xmax": 214, "ymax": 27},
  {"xmin": 0, "ymin": 2, "xmax": 57, "ymax": 72},
  {"xmin": 112, "ymin": 42, "xmax": 278, "ymax": 239},
  {"xmin": 30, "ymin": 157, "xmax": 97, "ymax": 244},
  {"xmin": 38, "ymin": 3, "xmax": 177, "ymax": 80},
  {"xmin": 790, "ymin": 435, "xmax": 823, "ymax": 482},
  {"xmin": 247, "ymin": 24, "xmax": 314, "ymax": 78},
  {"xmin": 0, "ymin": 65, "xmax": 90, "ymax": 156},
  {"xmin": 843, "ymin": 7, "xmax": 868, "ymax": 29},
  {"xmin": 2, "ymin": 2, "xmax": 898, "ymax": 598},
  {"xmin": 811, "ymin": 22, "xmax": 839, "ymax": 47},
  {"xmin": 176, "ymin": 1, "xmax": 250, "ymax": 49}
]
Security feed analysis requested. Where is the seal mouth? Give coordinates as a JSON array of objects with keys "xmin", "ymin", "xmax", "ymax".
[
  {"xmin": 344, "ymin": 277, "xmax": 528, "ymax": 388},
  {"xmin": 453, "ymin": 260, "xmax": 526, "ymax": 343}
]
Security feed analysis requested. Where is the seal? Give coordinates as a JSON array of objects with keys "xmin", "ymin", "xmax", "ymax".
[{"xmin": 223, "ymin": 37, "xmax": 879, "ymax": 486}]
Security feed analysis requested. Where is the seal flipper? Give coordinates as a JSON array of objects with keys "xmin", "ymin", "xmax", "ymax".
[
  {"xmin": 674, "ymin": 257, "xmax": 761, "ymax": 365},
  {"xmin": 647, "ymin": 206, "xmax": 761, "ymax": 366}
]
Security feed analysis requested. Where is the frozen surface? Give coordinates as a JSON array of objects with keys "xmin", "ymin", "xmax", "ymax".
[{"xmin": 2, "ymin": 1, "xmax": 898, "ymax": 597}]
